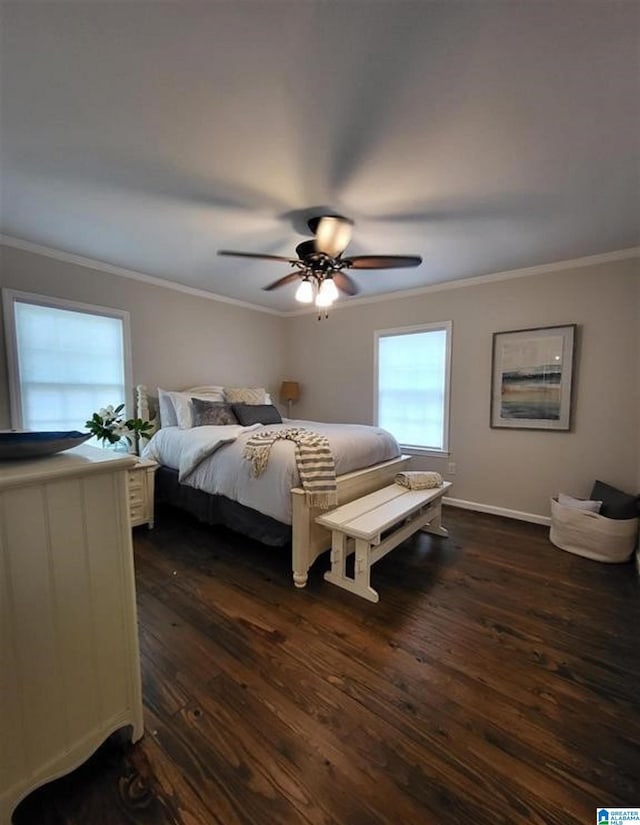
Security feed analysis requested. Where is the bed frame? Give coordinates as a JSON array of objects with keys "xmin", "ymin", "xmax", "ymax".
[{"xmin": 135, "ymin": 385, "xmax": 410, "ymax": 587}]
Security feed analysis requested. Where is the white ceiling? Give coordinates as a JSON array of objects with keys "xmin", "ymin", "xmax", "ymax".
[{"xmin": 1, "ymin": 1, "xmax": 638, "ymax": 312}]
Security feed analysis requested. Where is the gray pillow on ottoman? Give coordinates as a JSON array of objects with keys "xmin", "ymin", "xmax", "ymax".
[{"xmin": 590, "ymin": 480, "xmax": 639, "ymax": 520}]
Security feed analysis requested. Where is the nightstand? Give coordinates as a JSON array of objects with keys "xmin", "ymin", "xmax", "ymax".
[{"xmin": 127, "ymin": 458, "xmax": 158, "ymax": 528}]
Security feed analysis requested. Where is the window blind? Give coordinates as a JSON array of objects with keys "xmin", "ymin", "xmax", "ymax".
[
  {"xmin": 377, "ymin": 325, "xmax": 450, "ymax": 451},
  {"xmin": 14, "ymin": 301, "xmax": 127, "ymax": 431}
]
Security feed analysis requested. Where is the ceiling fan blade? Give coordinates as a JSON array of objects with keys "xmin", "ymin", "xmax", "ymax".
[
  {"xmin": 332, "ymin": 271, "xmax": 359, "ymax": 296},
  {"xmin": 263, "ymin": 272, "xmax": 301, "ymax": 291},
  {"xmin": 218, "ymin": 250, "xmax": 297, "ymax": 263},
  {"xmin": 313, "ymin": 216, "xmax": 353, "ymax": 256},
  {"xmin": 346, "ymin": 255, "xmax": 422, "ymax": 269}
]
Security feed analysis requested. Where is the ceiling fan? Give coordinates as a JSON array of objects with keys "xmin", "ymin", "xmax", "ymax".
[{"xmin": 218, "ymin": 215, "xmax": 422, "ymax": 310}]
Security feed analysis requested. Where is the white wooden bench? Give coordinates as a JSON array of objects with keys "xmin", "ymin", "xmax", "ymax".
[{"xmin": 315, "ymin": 481, "xmax": 452, "ymax": 602}]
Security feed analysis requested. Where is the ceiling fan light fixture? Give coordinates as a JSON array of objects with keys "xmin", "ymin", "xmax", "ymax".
[
  {"xmin": 295, "ymin": 277, "xmax": 314, "ymax": 304},
  {"xmin": 314, "ymin": 216, "xmax": 353, "ymax": 257},
  {"xmin": 220, "ymin": 212, "xmax": 422, "ymax": 310},
  {"xmin": 314, "ymin": 292, "xmax": 333, "ymax": 309},
  {"xmin": 315, "ymin": 277, "xmax": 337, "ymax": 308},
  {"xmin": 320, "ymin": 275, "xmax": 339, "ymax": 302}
]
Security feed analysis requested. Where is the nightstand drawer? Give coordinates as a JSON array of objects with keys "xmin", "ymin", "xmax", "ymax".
[
  {"xmin": 127, "ymin": 473, "xmax": 144, "ymax": 492},
  {"xmin": 130, "ymin": 503, "xmax": 146, "ymax": 524},
  {"xmin": 129, "ymin": 487, "xmax": 144, "ymax": 506},
  {"xmin": 126, "ymin": 459, "xmax": 158, "ymax": 529}
]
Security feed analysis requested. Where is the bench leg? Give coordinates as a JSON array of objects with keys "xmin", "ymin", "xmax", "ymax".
[
  {"xmin": 354, "ymin": 538, "xmax": 379, "ymax": 602},
  {"xmin": 324, "ymin": 533, "xmax": 379, "ymax": 603},
  {"xmin": 420, "ymin": 499, "xmax": 448, "ymax": 537},
  {"xmin": 323, "ymin": 531, "xmax": 346, "ymax": 588}
]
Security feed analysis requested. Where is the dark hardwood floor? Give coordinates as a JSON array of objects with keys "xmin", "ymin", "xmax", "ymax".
[{"xmin": 13, "ymin": 505, "xmax": 640, "ymax": 824}]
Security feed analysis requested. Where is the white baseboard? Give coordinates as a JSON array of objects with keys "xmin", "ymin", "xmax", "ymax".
[{"xmin": 443, "ymin": 496, "xmax": 551, "ymax": 527}]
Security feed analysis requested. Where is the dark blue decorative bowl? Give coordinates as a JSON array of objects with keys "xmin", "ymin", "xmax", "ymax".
[{"xmin": 0, "ymin": 430, "xmax": 92, "ymax": 460}]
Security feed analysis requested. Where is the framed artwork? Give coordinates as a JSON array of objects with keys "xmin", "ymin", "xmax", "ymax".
[{"xmin": 490, "ymin": 324, "xmax": 576, "ymax": 430}]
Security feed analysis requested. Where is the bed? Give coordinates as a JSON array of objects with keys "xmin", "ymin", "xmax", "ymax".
[{"xmin": 136, "ymin": 385, "xmax": 410, "ymax": 587}]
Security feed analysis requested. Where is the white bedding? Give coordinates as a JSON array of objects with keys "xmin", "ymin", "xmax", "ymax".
[{"xmin": 141, "ymin": 419, "xmax": 401, "ymax": 524}]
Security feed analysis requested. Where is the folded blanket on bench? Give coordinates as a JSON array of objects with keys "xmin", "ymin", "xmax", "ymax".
[{"xmin": 394, "ymin": 471, "xmax": 443, "ymax": 490}]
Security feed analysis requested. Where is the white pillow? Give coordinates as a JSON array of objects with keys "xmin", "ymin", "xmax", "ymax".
[
  {"xmin": 558, "ymin": 493, "xmax": 603, "ymax": 513},
  {"xmin": 166, "ymin": 391, "xmax": 194, "ymax": 428},
  {"xmin": 186, "ymin": 385, "xmax": 226, "ymax": 400},
  {"xmin": 223, "ymin": 386, "xmax": 268, "ymax": 405},
  {"xmin": 157, "ymin": 386, "xmax": 228, "ymax": 429},
  {"xmin": 157, "ymin": 388, "xmax": 178, "ymax": 428}
]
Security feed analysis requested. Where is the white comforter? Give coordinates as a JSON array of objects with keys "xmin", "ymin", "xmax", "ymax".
[{"xmin": 141, "ymin": 419, "xmax": 401, "ymax": 524}]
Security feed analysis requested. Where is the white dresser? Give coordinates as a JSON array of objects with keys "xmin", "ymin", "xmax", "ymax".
[{"xmin": 0, "ymin": 445, "xmax": 144, "ymax": 823}]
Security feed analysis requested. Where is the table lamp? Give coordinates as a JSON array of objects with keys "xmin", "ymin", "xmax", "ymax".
[{"xmin": 280, "ymin": 381, "xmax": 300, "ymax": 418}]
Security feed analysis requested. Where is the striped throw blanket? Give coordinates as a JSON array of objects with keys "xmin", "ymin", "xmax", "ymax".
[{"xmin": 243, "ymin": 427, "xmax": 338, "ymax": 509}]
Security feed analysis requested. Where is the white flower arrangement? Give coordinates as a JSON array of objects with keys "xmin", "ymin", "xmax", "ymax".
[{"xmin": 86, "ymin": 403, "xmax": 153, "ymax": 450}]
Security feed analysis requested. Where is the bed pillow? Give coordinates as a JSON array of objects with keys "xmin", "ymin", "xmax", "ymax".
[
  {"xmin": 157, "ymin": 388, "xmax": 179, "ymax": 428},
  {"xmin": 557, "ymin": 493, "xmax": 602, "ymax": 513},
  {"xmin": 191, "ymin": 398, "xmax": 239, "ymax": 426},
  {"xmin": 589, "ymin": 480, "xmax": 640, "ymax": 520},
  {"xmin": 157, "ymin": 389, "xmax": 195, "ymax": 428},
  {"xmin": 158, "ymin": 387, "xmax": 228, "ymax": 428},
  {"xmin": 224, "ymin": 387, "xmax": 267, "ymax": 405},
  {"xmin": 232, "ymin": 403, "xmax": 282, "ymax": 426},
  {"xmin": 171, "ymin": 392, "xmax": 195, "ymax": 428},
  {"xmin": 186, "ymin": 385, "xmax": 226, "ymax": 401}
]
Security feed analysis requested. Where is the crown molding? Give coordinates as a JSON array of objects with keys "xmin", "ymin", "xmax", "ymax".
[
  {"xmin": 2, "ymin": 234, "xmax": 637, "ymax": 319},
  {"xmin": 0, "ymin": 235, "xmax": 286, "ymax": 317},
  {"xmin": 284, "ymin": 246, "xmax": 640, "ymax": 317}
]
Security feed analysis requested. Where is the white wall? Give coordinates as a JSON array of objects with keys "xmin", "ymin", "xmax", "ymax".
[
  {"xmin": 284, "ymin": 257, "xmax": 640, "ymax": 520},
  {"xmin": 0, "ymin": 244, "xmax": 286, "ymax": 428},
  {"xmin": 2, "ymin": 242, "xmax": 637, "ymax": 524},
  {"xmin": 637, "ymin": 270, "xmax": 640, "ymax": 492}
]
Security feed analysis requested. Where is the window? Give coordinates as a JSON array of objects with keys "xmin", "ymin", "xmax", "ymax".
[
  {"xmin": 375, "ymin": 321, "xmax": 452, "ymax": 453},
  {"xmin": 3, "ymin": 289, "xmax": 132, "ymax": 431}
]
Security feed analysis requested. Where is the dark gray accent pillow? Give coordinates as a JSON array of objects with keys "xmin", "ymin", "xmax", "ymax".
[
  {"xmin": 191, "ymin": 398, "xmax": 238, "ymax": 426},
  {"xmin": 590, "ymin": 480, "xmax": 639, "ymax": 520},
  {"xmin": 232, "ymin": 403, "xmax": 282, "ymax": 426}
]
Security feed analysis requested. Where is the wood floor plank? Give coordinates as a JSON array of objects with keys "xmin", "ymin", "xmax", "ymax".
[
  {"xmin": 136, "ymin": 589, "xmax": 469, "ymax": 824},
  {"xmin": 12, "ymin": 505, "xmax": 640, "ymax": 825},
  {"xmin": 127, "ymin": 543, "xmax": 633, "ymax": 821}
]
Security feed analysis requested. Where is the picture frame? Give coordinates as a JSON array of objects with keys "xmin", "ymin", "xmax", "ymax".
[{"xmin": 490, "ymin": 324, "xmax": 576, "ymax": 431}]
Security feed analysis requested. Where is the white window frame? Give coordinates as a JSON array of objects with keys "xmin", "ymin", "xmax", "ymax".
[
  {"xmin": 374, "ymin": 321, "xmax": 452, "ymax": 456},
  {"xmin": 3, "ymin": 288, "xmax": 133, "ymax": 430}
]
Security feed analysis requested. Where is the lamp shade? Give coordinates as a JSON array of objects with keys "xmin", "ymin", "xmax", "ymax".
[
  {"xmin": 295, "ymin": 278, "xmax": 314, "ymax": 304},
  {"xmin": 280, "ymin": 381, "xmax": 300, "ymax": 403},
  {"xmin": 315, "ymin": 279, "xmax": 336, "ymax": 308}
]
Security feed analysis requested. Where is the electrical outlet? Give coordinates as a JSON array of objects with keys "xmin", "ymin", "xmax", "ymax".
[{"xmin": 448, "ymin": 462, "xmax": 456, "ymax": 475}]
